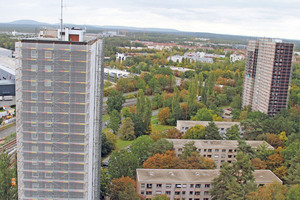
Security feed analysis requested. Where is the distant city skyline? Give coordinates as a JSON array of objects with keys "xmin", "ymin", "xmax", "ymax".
[{"xmin": 1, "ymin": 0, "xmax": 300, "ymax": 40}]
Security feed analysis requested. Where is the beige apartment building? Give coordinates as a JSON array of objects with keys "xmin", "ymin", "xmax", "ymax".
[
  {"xmin": 167, "ymin": 139, "xmax": 273, "ymax": 168},
  {"xmin": 137, "ymin": 169, "xmax": 282, "ymax": 200},
  {"xmin": 176, "ymin": 120, "xmax": 243, "ymax": 137}
]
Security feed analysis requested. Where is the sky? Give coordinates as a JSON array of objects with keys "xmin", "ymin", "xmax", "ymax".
[{"xmin": 1, "ymin": 0, "xmax": 300, "ymax": 40}]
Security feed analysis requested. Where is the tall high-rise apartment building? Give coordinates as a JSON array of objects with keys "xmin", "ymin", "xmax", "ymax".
[
  {"xmin": 16, "ymin": 28, "xmax": 104, "ymax": 199},
  {"xmin": 242, "ymin": 38, "xmax": 294, "ymax": 116}
]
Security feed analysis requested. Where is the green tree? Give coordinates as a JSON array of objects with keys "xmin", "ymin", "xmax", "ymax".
[
  {"xmin": 102, "ymin": 132, "xmax": 115, "ymax": 157},
  {"xmin": 287, "ymin": 184, "xmax": 300, "ymax": 200},
  {"xmin": 0, "ymin": 151, "xmax": 16, "ymax": 199},
  {"xmin": 183, "ymin": 125, "xmax": 206, "ymax": 139},
  {"xmin": 225, "ymin": 125, "xmax": 240, "ymax": 140},
  {"xmin": 108, "ymin": 150, "xmax": 139, "ymax": 179},
  {"xmin": 187, "ymin": 79, "xmax": 197, "ymax": 117},
  {"xmin": 118, "ymin": 118, "xmax": 136, "ymax": 141},
  {"xmin": 107, "ymin": 89, "xmax": 125, "ymax": 114},
  {"xmin": 100, "ymin": 168, "xmax": 111, "ymax": 199},
  {"xmin": 181, "ymin": 141, "xmax": 197, "ymax": 159},
  {"xmin": 171, "ymin": 87, "xmax": 181, "ymax": 125},
  {"xmin": 149, "ymin": 77, "xmax": 159, "ymax": 93},
  {"xmin": 121, "ymin": 107, "xmax": 132, "ymax": 118},
  {"xmin": 205, "ymin": 121, "xmax": 222, "ymax": 140},
  {"xmin": 149, "ymin": 139, "xmax": 174, "ymax": 156},
  {"xmin": 237, "ymin": 140, "xmax": 256, "ymax": 159},
  {"xmin": 152, "ymin": 93, "xmax": 163, "ymax": 109},
  {"xmin": 231, "ymin": 95, "xmax": 242, "ymax": 109},
  {"xmin": 285, "ymin": 151, "xmax": 300, "ymax": 185},
  {"xmin": 192, "ymin": 108, "xmax": 215, "ymax": 121},
  {"xmin": 130, "ymin": 135, "xmax": 154, "ymax": 165},
  {"xmin": 136, "ymin": 78, "xmax": 146, "ymax": 91},
  {"xmin": 109, "ymin": 110, "xmax": 121, "ymax": 134}
]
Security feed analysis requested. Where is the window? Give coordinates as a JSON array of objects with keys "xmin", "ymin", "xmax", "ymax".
[
  {"xmin": 195, "ymin": 184, "xmax": 201, "ymax": 188},
  {"xmin": 31, "ymin": 93, "xmax": 38, "ymax": 100},
  {"xmin": 32, "ymin": 183, "xmax": 39, "ymax": 189},
  {"xmin": 141, "ymin": 191, "xmax": 144, "ymax": 195},
  {"xmin": 31, "ymin": 80, "xmax": 37, "ymax": 87},
  {"xmin": 222, "ymin": 149, "xmax": 226, "ymax": 152},
  {"xmin": 182, "ymin": 191, "xmax": 186, "ymax": 195},
  {"xmin": 156, "ymin": 191, "xmax": 162, "ymax": 195},
  {"xmin": 190, "ymin": 184, "xmax": 194, "ymax": 188},
  {"xmin": 195, "ymin": 192, "xmax": 200, "ymax": 195},
  {"xmin": 175, "ymin": 184, "xmax": 182, "ymax": 188},
  {"xmin": 44, "ymin": 107, "xmax": 52, "ymax": 112},
  {"xmin": 32, "ymin": 146, "xmax": 38, "ymax": 151},
  {"xmin": 229, "ymin": 149, "xmax": 233, "ymax": 153},
  {"xmin": 45, "ymin": 146, "xmax": 52, "ymax": 152},
  {"xmin": 166, "ymin": 184, "xmax": 171, "ymax": 188},
  {"xmin": 215, "ymin": 149, "xmax": 219, "ymax": 152},
  {"xmin": 45, "ymin": 134, "xmax": 52, "ymax": 141},
  {"xmin": 31, "ymin": 106, "xmax": 38, "ymax": 112},
  {"xmin": 189, "ymin": 191, "xmax": 193, "ymax": 195},
  {"xmin": 208, "ymin": 149, "xmax": 212, "ymax": 152},
  {"xmin": 214, "ymin": 154, "xmax": 219, "ymax": 158},
  {"xmin": 166, "ymin": 191, "xmax": 171, "ymax": 195},
  {"xmin": 141, "ymin": 184, "xmax": 145, "ymax": 188},
  {"xmin": 146, "ymin": 191, "xmax": 152, "ymax": 195},
  {"xmin": 182, "ymin": 184, "xmax": 187, "ymax": 188},
  {"xmin": 228, "ymin": 155, "xmax": 232, "ymax": 158},
  {"xmin": 45, "ymin": 183, "xmax": 52, "ymax": 189},
  {"xmin": 45, "ymin": 65, "xmax": 52, "ymax": 71},
  {"xmin": 31, "ymin": 122, "xmax": 37, "ymax": 127},
  {"xmin": 204, "ymin": 198, "xmax": 209, "ymax": 200},
  {"xmin": 44, "ymin": 121, "xmax": 52, "ymax": 128},
  {"xmin": 156, "ymin": 184, "xmax": 162, "ymax": 188},
  {"xmin": 45, "ymin": 158, "xmax": 52, "ymax": 166},
  {"xmin": 31, "ymin": 133, "xmax": 38, "ymax": 140},
  {"xmin": 175, "ymin": 192, "xmax": 180, "ymax": 195},
  {"xmin": 44, "ymin": 51, "xmax": 52, "ymax": 59},
  {"xmin": 146, "ymin": 184, "xmax": 152, "ymax": 188},
  {"xmin": 31, "ymin": 65, "xmax": 38, "ymax": 71},
  {"xmin": 198, "ymin": 149, "xmax": 201, "ymax": 152},
  {"xmin": 44, "ymin": 93, "xmax": 52, "ymax": 100},
  {"xmin": 214, "ymin": 160, "xmax": 218, "ymax": 164},
  {"xmin": 32, "ymin": 172, "xmax": 38, "ymax": 178},
  {"xmin": 204, "ymin": 191, "xmax": 209, "ymax": 195},
  {"xmin": 205, "ymin": 184, "xmax": 210, "ymax": 188},
  {"xmin": 45, "ymin": 173, "xmax": 52, "ymax": 178},
  {"xmin": 44, "ymin": 80, "xmax": 52, "ymax": 87},
  {"xmin": 31, "ymin": 50, "xmax": 38, "ymax": 58},
  {"xmin": 221, "ymin": 154, "xmax": 226, "ymax": 158},
  {"xmin": 178, "ymin": 148, "xmax": 182, "ymax": 152}
]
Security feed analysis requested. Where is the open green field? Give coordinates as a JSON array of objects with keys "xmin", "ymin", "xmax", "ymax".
[{"xmin": 152, "ymin": 125, "xmax": 174, "ymax": 132}]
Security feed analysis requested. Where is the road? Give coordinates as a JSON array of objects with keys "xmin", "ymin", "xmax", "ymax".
[{"xmin": 0, "ymin": 124, "xmax": 16, "ymax": 139}]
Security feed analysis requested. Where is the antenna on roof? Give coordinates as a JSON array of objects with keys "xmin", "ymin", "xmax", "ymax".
[{"xmin": 60, "ymin": 0, "xmax": 64, "ymax": 40}]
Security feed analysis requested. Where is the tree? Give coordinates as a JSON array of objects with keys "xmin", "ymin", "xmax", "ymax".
[
  {"xmin": 187, "ymin": 79, "xmax": 198, "ymax": 117},
  {"xmin": 183, "ymin": 125, "xmax": 206, "ymax": 139},
  {"xmin": 107, "ymin": 89, "xmax": 125, "ymax": 114},
  {"xmin": 148, "ymin": 139, "xmax": 174, "ymax": 156},
  {"xmin": 181, "ymin": 152, "xmax": 216, "ymax": 169},
  {"xmin": 143, "ymin": 150, "xmax": 181, "ymax": 169},
  {"xmin": 108, "ymin": 150, "xmax": 139, "ymax": 179},
  {"xmin": 143, "ymin": 97, "xmax": 152, "ymax": 133},
  {"xmin": 135, "ymin": 90, "xmax": 152, "ymax": 133},
  {"xmin": 166, "ymin": 128, "xmax": 182, "ymax": 139},
  {"xmin": 266, "ymin": 134, "xmax": 283, "ymax": 149},
  {"xmin": 152, "ymin": 93, "xmax": 163, "ymax": 109},
  {"xmin": 100, "ymin": 168, "xmax": 111, "ymax": 199},
  {"xmin": 192, "ymin": 108, "xmax": 215, "ymax": 121},
  {"xmin": 136, "ymin": 78, "xmax": 146, "ymax": 91},
  {"xmin": 118, "ymin": 118, "xmax": 136, "ymax": 141},
  {"xmin": 210, "ymin": 152, "xmax": 256, "ymax": 200},
  {"xmin": 181, "ymin": 141, "xmax": 197, "ymax": 159},
  {"xmin": 237, "ymin": 140, "xmax": 255, "ymax": 159},
  {"xmin": 153, "ymin": 194, "xmax": 169, "ymax": 200},
  {"xmin": 205, "ymin": 121, "xmax": 222, "ymax": 140},
  {"xmin": 171, "ymin": 87, "xmax": 181, "ymax": 125},
  {"xmin": 246, "ymin": 182, "xmax": 288, "ymax": 200},
  {"xmin": 109, "ymin": 109, "xmax": 121, "ymax": 134},
  {"xmin": 158, "ymin": 107, "xmax": 171, "ymax": 125},
  {"xmin": 130, "ymin": 135, "xmax": 154, "ymax": 166},
  {"xmin": 231, "ymin": 95, "xmax": 242, "ymax": 109},
  {"xmin": 285, "ymin": 151, "xmax": 300, "ymax": 185},
  {"xmin": 131, "ymin": 114, "xmax": 146, "ymax": 137},
  {"xmin": 287, "ymin": 184, "xmax": 300, "ymax": 200},
  {"xmin": 121, "ymin": 107, "xmax": 132, "ymax": 118},
  {"xmin": 149, "ymin": 77, "xmax": 159, "ymax": 93},
  {"xmin": 102, "ymin": 132, "xmax": 115, "ymax": 157},
  {"xmin": 109, "ymin": 176, "xmax": 139, "ymax": 200},
  {"xmin": 251, "ymin": 158, "xmax": 267, "ymax": 169},
  {"xmin": 0, "ymin": 151, "xmax": 16, "ymax": 199},
  {"xmin": 225, "ymin": 125, "xmax": 240, "ymax": 140},
  {"xmin": 150, "ymin": 131, "xmax": 167, "ymax": 142}
]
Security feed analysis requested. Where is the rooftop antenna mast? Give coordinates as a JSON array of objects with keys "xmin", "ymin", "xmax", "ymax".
[{"xmin": 60, "ymin": 0, "xmax": 63, "ymax": 40}]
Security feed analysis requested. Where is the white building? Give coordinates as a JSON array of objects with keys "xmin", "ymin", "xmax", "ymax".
[
  {"xmin": 230, "ymin": 53, "xmax": 245, "ymax": 62},
  {"xmin": 0, "ymin": 47, "xmax": 13, "ymax": 58},
  {"xmin": 16, "ymin": 28, "xmax": 104, "ymax": 199}
]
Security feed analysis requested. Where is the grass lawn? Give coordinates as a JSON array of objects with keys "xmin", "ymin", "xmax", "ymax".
[
  {"xmin": 116, "ymin": 138, "xmax": 134, "ymax": 150},
  {"xmin": 102, "ymin": 114, "xmax": 110, "ymax": 122},
  {"xmin": 152, "ymin": 124, "xmax": 174, "ymax": 132}
]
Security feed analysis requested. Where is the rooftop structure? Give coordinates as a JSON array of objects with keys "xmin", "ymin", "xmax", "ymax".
[
  {"xmin": 167, "ymin": 139, "xmax": 273, "ymax": 168},
  {"xmin": 137, "ymin": 169, "xmax": 281, "ymax": 200},
  {"xmin": 242, "ymin": 38, "xmax": 294, "ymax": 116},
  {"xmin": 16, "ymin": 28, "xmax": 104, "ymax": 199},
  {"xmin": 0, "ymin": 47, "xmax": 13, "ymax": 58}
]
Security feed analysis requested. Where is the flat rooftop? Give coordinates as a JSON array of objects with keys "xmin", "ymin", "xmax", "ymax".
[
  {"xmin": 177, "ymin": 120, "xmax": 240, "ymax": 127},
  {"xmin": 0, "ymin": 57, "xmax": 16, "ymax": 74},
  {"xmin": 137, "ymin": 169, "xmax": 281, "ymax": 184},
  {"xmin": 167, "ymin": 139, "xmax": 273, "ymax": 149}
]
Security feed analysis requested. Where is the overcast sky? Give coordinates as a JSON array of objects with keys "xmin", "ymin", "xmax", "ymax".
[{"xmin": 1, "ymin": 0, "xmax": 299, "ymax": 40}]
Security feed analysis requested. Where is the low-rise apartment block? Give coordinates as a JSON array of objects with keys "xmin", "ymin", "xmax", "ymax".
[
  {"xmin": 137, "ymin": 169, "xmax": 281, "ymax": 200},
  {"xmin": 176, "ymin": 120, "xmax": 243, "ymax": 137},
  {"xmin": 167, "ymin": 139, "xmax": 273, "ymax": 168}
]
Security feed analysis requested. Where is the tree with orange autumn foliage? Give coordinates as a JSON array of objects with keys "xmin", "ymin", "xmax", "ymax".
[
  {"xmin": 166, "ymin": 128, "xmax": 182, "ymax": 139},
  {"xmin": 158, "ymin": 107, "xmax": 170, "ymax": 125},
  {"xmin": 109, "ymin": 176, "xmax": 139, "ymax": 200},
  {"xmin": 267, "ymin": 133, "xmax": 283, "ymax": 149},
  {"xmin": 143, "ymin": 150, "xmax": 181, "ymax": 169},
  {"xmin": 246, "ymin": 181, "xmax": 288, "ymax": 200},
  {"xmin": 251, "ymin": 158, "xmax": 267, "ymax": 169}
]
